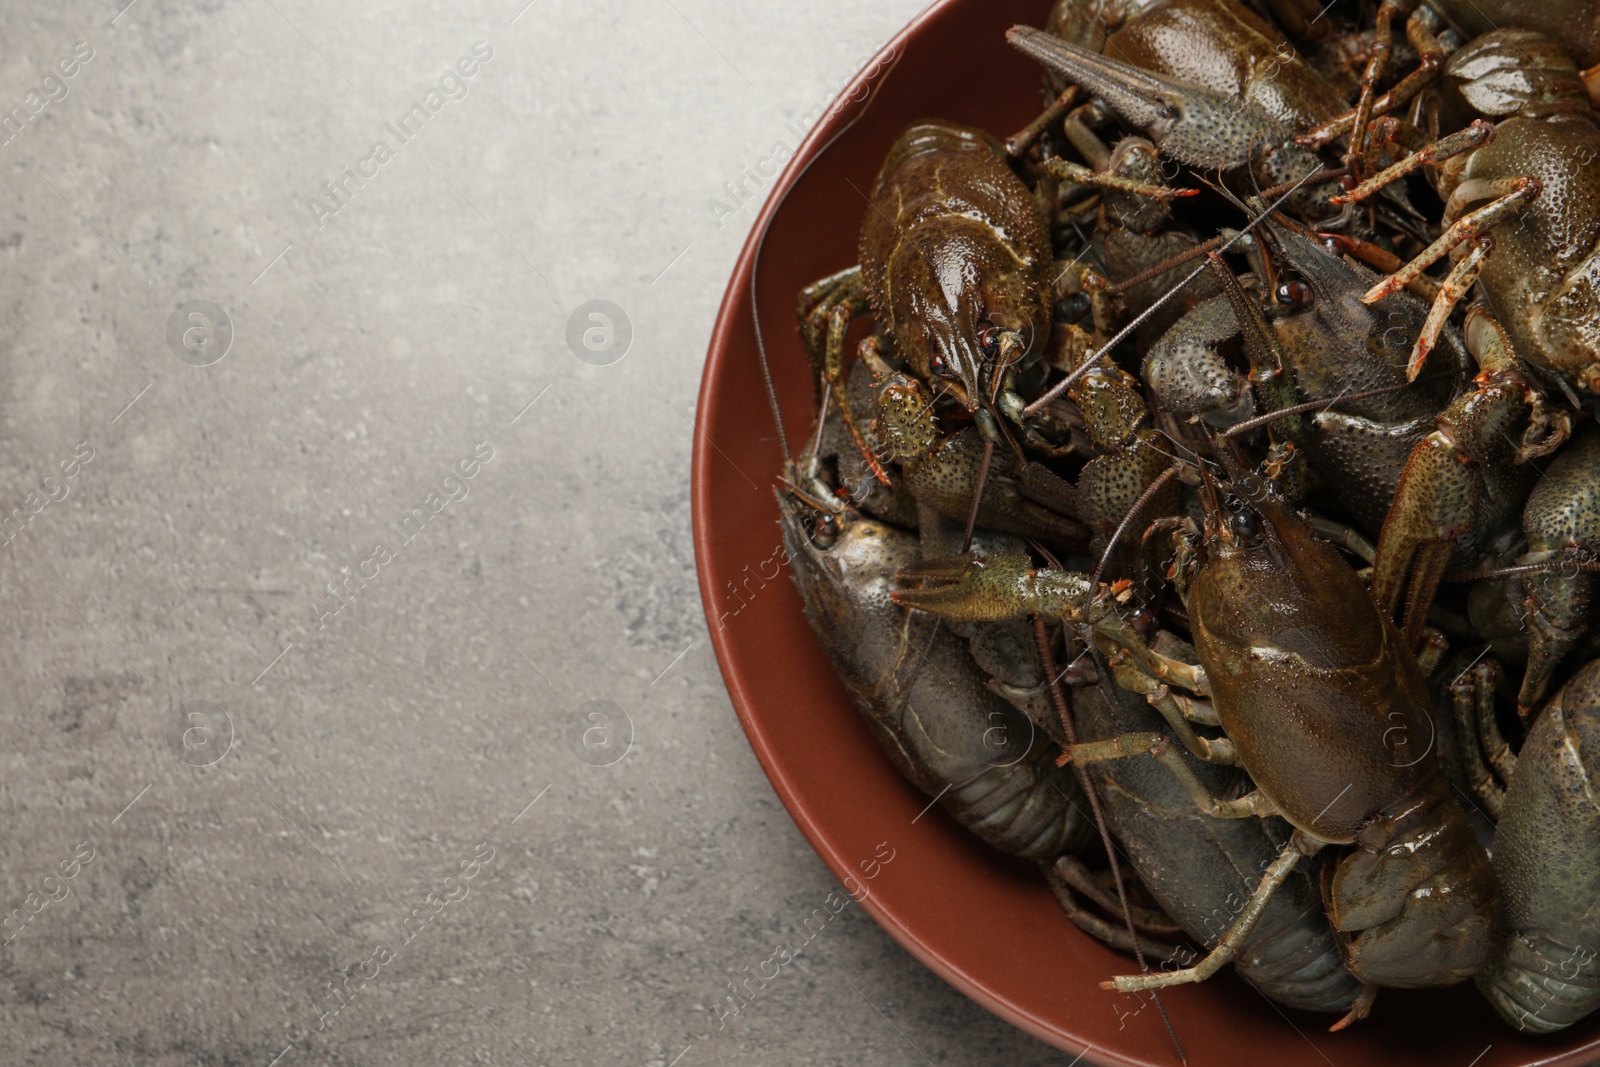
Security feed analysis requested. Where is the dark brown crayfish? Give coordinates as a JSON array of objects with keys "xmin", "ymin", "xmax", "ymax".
[
  {"xmin": 895, "ymin": 451, "xmax": 1499, "ymax": 1026},
  {"xmin": 776, "ymin": 484, "xmax": 1093, "ymax": 861}
]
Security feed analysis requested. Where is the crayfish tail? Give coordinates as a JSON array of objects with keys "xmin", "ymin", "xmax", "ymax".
[
  {"xmin": 1476, "ymin": 662, "xmax": 1600, "ymax": 1032},
  {"xmin": 1326, "ymin": 788, "xmax": 1500, "ymax": 988},
  {"xmin": 1476, "ymin": 940, "xmax": 1600, "ymax": 1034}
]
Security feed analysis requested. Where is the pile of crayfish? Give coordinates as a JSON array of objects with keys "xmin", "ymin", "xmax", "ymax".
[{"xmin": 769, "ymin": 0, "xmax": 1600, "ymax": 1039}]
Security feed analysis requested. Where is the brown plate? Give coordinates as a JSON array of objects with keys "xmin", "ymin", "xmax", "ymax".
[{"xmin": 691, "ymin": 2, "xmax": 1600, "ymax": 1063}]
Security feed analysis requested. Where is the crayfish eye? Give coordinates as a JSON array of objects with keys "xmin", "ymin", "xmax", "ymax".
[
  {"xmin": 1231, "ymin": 510, "xmax": 1263, "ymax": 542},
  {"xmin": 811, "ymin": 513, "xmax": 839, "ymax": 548},
  {"xmin": 977, "ymin": 326, "xmax": 1001, "ymax": 356},
  {"xmin": 1276, "ymin": 279, "xmax": 1313, "ymax": 310},
  {"xmin": 927, "ymin": 339, "xmax": 948, "ymax": 376}
]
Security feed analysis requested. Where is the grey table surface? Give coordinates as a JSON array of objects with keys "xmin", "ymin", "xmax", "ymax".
[{"xmin": 0, "ymin": 1, "xmax": 1079, "ymax": 1063}]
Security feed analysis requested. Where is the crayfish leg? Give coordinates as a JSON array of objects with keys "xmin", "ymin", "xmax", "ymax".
[
  {"xmin": 797, "ymin": 265, "xmax": 865, "ymax": 391},
  {"xmin": 1304, "ymin": 0, "xmax": 1445, "ymax": 177},
  {"xmin": 1005, "ymin": 84, "xmax": 1078, "ymax": 158},
  {"xmin": 1042, "ymin": 158, "xmax": 1196, "ymax": 201},
  {"xmin": 1407, "ymin": 236, "xmax": 1492, "ymax": 380},
  {"xmin": 1449, "ymin": 659, "xmax": 1510, "ymax": 820},
  {"xmin": 1052, "ymin": 854, "xmax": 1184, "ymax": 938},
  {"xmin": 1096, "ymin": 617, "xmax": 1211, "ymax": 697},
  {"xmin": 1328, "ymin": 983, "xmax": 1380, "ymax": 1031},
  {"xmin": 1101, "ymin": 831, "xmax": 1321, "ymax": 993},
  {"xmin": 1045, "ymin": 869, "xmax": 1187, "ymax": 963},
  {"xmin": 1308, "ymin": 515, "xmax": 1378, "ymax": 566},
  {"xmin": 1334, "ymin": 119, "xmax": 1494, "ymax": 207},
  {"xmin": 1066, "ymin": 733, "xmax": 1269, "ymax": 819},
  {"xmin": 1106, "ymin": 654, "xmax": 1235, "ymax": 764},
  {"xmin": 1044, "ymin": 856, "xmax": 1187, "ymax": 964},
  {"xmin": 1360, "ymin": 174, "xmax": 1541, "ymax": 310},
  {"xmin": 796, "ymin": 265, "xmax": 889, "ymax": 485}
]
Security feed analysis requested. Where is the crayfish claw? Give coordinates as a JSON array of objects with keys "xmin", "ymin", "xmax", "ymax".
[
  {"xmin": 893, "ymin": 553, "xmax": 983, "ymax": 585},
  {"xmin": 891, "ymin": 552, "xmax": 1092, "ymax": 623},
  {"xmin": 1516, "ymin": 398, "xmax": 1573, "ymax": 464},
  {"xmin": 1405, "ymin": 337, "xmax": 1432, "ymax": 382}
]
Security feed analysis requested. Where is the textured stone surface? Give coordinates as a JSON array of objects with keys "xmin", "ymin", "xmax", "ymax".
[{"xmin": 0, "ymin": 2, "xmax": 1070, "ymax": 1063}]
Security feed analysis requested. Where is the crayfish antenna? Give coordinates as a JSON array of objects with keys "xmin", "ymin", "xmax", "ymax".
[
  {"xmin": 959, "ymin": 436, "xmax": 996, "ymax": 555},
  {"xmin": 751, "ymin": 242, "xmax": 792, "ymax": 474},
  {"xmin": 746, "ymin": 50, "xmax": 905, "ymax": 475},
  {"xmin": 1036, "ymin": 623, "xmax": 1187, "ymax": 1065},
  {"xmin": 1192, "ymin": 452, "xmax": 1227, "ymax": 536}
]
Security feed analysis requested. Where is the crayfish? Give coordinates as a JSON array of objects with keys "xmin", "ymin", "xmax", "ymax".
[{"xmin": 754, "ymin": 0, "xmax": 1600, "ymax": 1044}]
